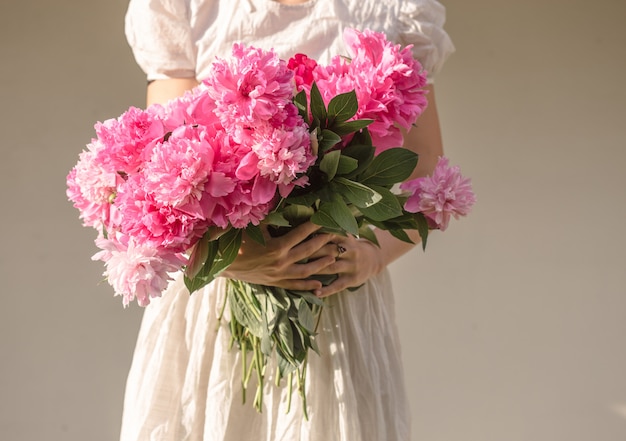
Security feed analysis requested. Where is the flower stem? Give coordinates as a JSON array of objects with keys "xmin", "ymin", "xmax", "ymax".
[{"xmin": 286, "ymin": 371, "xmax": 293, "ymax": 414}]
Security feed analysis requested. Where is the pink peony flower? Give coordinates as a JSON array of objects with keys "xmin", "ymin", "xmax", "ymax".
[
  {"xmin": 92, "ymin": 235, "xmax": 186, "ymax": 307},
  {"xmin": 66, "ymin": 141, "xmax": 123, "ymax": 230},
  {"xmin": 142, "ymin": 125, "xmax": 216, "ymax": 210},
  {"xmin": 223, "ymin": 177, "xmax": 277, "ymax": 228},
  {"xmin": 288, "ymin": 53, "xmax": 318, "ymax": 89},
  {"xmin": 114, "ymin": 173, "xmax": 209, "ymax": 252},
  {"xmin": 250, "ymin": 123, "xmax": 314, "ymax": 185},
  {"xmin": 401, "ymin": 157, "xmax": 476, "ymax": 231},
  {"xmin": 204, "ymin": 43, "xmax": 295, "ymax": 141},
  {"xmin": 302, "ymin": 28, "xmax": 428, "ymax": 151},
  {"xmin": 94, "ymin": 106, "xmax": 165, "ymax": 174}
]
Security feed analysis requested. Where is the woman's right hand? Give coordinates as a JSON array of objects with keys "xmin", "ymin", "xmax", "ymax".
[{"xmin": 220, "ymin": 222, "xmax": 338, "ymax": 291}]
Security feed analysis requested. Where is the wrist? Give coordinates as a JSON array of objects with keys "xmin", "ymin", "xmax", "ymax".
[{"xmin": 357, "ymin": 238, "xmax": 385, "ymax": 276}]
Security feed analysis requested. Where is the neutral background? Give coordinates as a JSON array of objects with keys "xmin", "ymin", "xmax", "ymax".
[{"xmin": 1, "ymin": 0, "xmax": 625, "ymax": 440}]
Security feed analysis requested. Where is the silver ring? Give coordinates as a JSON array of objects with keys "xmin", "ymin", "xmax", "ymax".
[{"xmin": 336, "ymin": 244, "xmax": 347, "ymax": 256}]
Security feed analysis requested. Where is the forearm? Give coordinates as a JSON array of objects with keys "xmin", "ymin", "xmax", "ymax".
[
  {"xmin": 369, "ymin": 228, "xmax": 421, "ymax": 273},
  {"xmin": 368, "ymin": 84, "xmax": 443, "ymax": 270},
  {"xmin": 146, "ymin": 78, "xmax": 200, "ymax": 106},
  {"xmin": 403, "ymin": 84, "xmax": 444, "ymax": 179}
]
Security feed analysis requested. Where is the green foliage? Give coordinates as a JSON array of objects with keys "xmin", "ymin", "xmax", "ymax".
[{"xmin": 189, "ymin": 81, "xmax": 432, "ymax": 418}]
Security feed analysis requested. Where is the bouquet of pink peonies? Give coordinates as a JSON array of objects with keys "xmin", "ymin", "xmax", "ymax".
[{"xmin": 67, "ymin": 28, "xmax": 475, "ymax": 416}]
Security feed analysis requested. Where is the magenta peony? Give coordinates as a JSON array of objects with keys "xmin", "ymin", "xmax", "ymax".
[
  {"xmin": 401, "ymin": 157, "xmax": 476, "ymax": 231},
  {"xmin": 290, "ymin": 28, "xmax": 428, "ymax": 152},
  {"xmin": 287, "ymin": 53, "xmax": 318, "ymax": 89}
]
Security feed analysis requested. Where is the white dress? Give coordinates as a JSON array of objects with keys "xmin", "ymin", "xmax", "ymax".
[{"xmin": 121, "ymin": 1, "xmax": 454, "ymax": 440}]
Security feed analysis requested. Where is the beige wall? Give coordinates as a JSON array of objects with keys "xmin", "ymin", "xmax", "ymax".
[{"xmin": 1, "ymin": 1, "xmax": 624, "ymax": 440}]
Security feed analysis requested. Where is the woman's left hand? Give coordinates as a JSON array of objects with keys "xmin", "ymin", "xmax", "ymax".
[{"xmin": 312, "ymin": 234, "xmax": 384, "ymax": 298}]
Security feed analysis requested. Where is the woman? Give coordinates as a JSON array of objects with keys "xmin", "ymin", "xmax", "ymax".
[{"xmin": 121, "ymin": 0, "xmax": 454, "ymax": 439}]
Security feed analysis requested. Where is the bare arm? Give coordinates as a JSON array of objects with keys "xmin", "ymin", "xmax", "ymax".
[
  {"xmin": 315, "ymin": 84, "xmax": 444, "ymax": 297},
  {"xmin": 146, "ymin": 78, "xmax": 200, "ymax": 106}
]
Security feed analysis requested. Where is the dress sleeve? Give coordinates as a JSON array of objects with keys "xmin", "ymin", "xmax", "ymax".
[
  {"xmin": 125, "ymin": 0, "xmax": 197, "ymax": 80},
  {"xmin": 397, "ymin": 0, "xmax": 455, "ymax": 80}
]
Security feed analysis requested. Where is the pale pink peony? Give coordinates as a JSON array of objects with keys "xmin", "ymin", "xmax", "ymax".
[
  {"xmin": 250, "ymin": 123, "xmax": 314, "ymax": 185},
  {"xmin": 401, "ymin": 157, "xmax": 476, "ymax": 231},
  {"xmin": 92, "ymin": 235, "xmax": 186, "ymax": 307},
  {"xmin": 66, "ymin": 141, "xmax": 123, "ymax": 230}
]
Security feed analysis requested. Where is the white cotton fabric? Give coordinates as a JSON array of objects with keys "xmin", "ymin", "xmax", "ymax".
[
  {"xmin": 121, "ymin": 1, "xmax": 453, "ymax": 440},
  {"xmin": 125, "ymin": 0, "xmax": 454, "ymax": 82}
]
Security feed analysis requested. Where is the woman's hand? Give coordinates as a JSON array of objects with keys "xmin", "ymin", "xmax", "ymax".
[
  {"xmin": 312, "ymin": 234, "xmax": 386, "ymax": 298},
  {"xmin": 220, "ymin": 222, "xmax": 338, "ymax": 291}
]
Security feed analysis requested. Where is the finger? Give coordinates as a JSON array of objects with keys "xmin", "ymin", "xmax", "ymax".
[
  {"xmin": 282, "ymin": 255, "xmax": 336, "ymax": 280},
  {"xmin": 313, "ymin": 258, "xmax": 349, "ymax": 275},
  {"xmin": 275, "ymin": 277, "xmax": 324, "ymax": 291},
  {"xmin": 307, "ymin": 242, "xmax": 340, "ymax": 260},
  {"xmin": 315, "ymin": 275, "xmax": 354, "ymax": 298},
  {"xmin": 287, "ymin": 233, "xmax": 335, "ymax": 263},
  {"xmin": 279, "ymin": 221, "xmax": 323, "ymax": 248}
]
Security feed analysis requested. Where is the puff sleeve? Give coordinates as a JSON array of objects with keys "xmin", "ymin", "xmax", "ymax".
[
  {"xmin": 397, "ymin": 0, "xmax": 455, "ymax": 80},
  {"xmin": 125, "ymin": 0, "xmax": 197, "ymax": 80}
]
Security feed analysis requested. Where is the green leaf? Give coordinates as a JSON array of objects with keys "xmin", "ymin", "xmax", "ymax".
[
  {"xmin": 261, "ymin": 333, "xmax": 273, "ymax": 356},
  {"xmin": 277, "ymin": 313, "xmax": 295, "ymax": 358},
  {"xmin": 284, "ymin": 190, "xmax": 320, "ymax": 207},
  {"xmin": 228, "ymin": 286, "xmax": 263, "ymax": 337},
  {"xmin": 310, "ymin": 204, "xmax": 341, "ymax": 231},
  {"xmin": 340, "ymin": 143, "xmax": 375, "ymax": 178},
  {"xmin": 277, "ymin": 353, "xmax": 296, "ymax": 377},
  {"xmin": 245, "ymin": 224, "xmax": 265, "ymax": 246},
  {"xmin": 358, "ymin": 185, "xmax": 404, "ymax": 221},
  {"xmin": 331, "ymin": 119, "xmax": 373, "ymax": 136},
  {"xmin": 336, "ymin": 155, "xmax": 359, "ymax": 175},
  {"xmin": 313, "ymin": 195, "xmax": 359, "ymax": 235},
  {"xmin": 294, "ymin": 89, "xmax": 308, "ymax": 122},
  {"xmin": 290, "ymin": 290, "xmax": 324, "ymax": 307},
  {"xmin": 331, "ymin": 177, "xmax": 381, "ymax": 208},
  {"xmin": 360, "ymin": 148, "xmax": 418, "ymax": 186},
  {"xmin": 327, "ymin": 90, "xmax": 358, "ymax": 123},
  {"xmin": 185, "ymin": 234, "xmax": 211, "ymax": 279},
  {"xmin": 184, "ymin": 241, "xmax": 219, "ymax": 293},
  {"xmin": 281, "ymin": 204, "xmax": 315, "ymax": 226},
  {"xmin": 210, "ymin": 228, "xmax": 243, "ymax": 276},
  {"xmin": 263, "ymin": 211, "xmax": 291, "ymax": 227},
  {"xmin": 318, "ymin": 129, "xmax": 342, "ymax": 152},
  {"xmin": 297, "ymin": 301, "xmax": 316, "ymax": 334},
  {"xmin": 319, "ymin": 150, "xmax": 341, "ymax": 180},
  {"xmin": 358, "ymin": 224, "xmax": 380, "ymax": 247},
  {"xmin": 415, "ymin": 212, "xmax": 430, "ymax": 251},
  {"xmin": 184, "ymin": 229, "xmax": 241, "ymax": 292},
  {"xmin": 388, "ymin": 228, "xmax": 414, "ymax": 244},
  {"xmin": 267, "ymin": 286, "xmax": 292, "ymax": 310},
  {"xmin": 350, "ymin": 127, "xmax": 372, "ymax": 146},
  {"xmin": 309, "ymin": 82, "xmax": 327, "ymax": 123}
]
